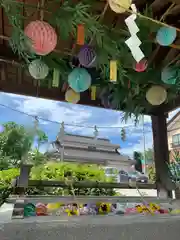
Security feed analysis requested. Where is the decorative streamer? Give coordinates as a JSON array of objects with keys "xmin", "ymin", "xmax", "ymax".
[
  {"xmin": 91, "ymin": 86, "xmax": 96, "ymax": 100},
  {"xmin": 110, "ymin": 60, "xmax": 117, "ymax": 82},
  {"xmin": 77, "ymin": 24, "xmax": 85, "ymax": 46},
  {"xmin": 52, "ymin": 68, "xmax": 60, "ymax": 87},
  {"xmin": 125, "ymin": 4, "xmax": 144, "ymax": 62}
]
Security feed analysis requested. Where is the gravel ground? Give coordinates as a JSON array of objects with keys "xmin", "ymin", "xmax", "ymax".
[{"xmin": 0, "ymin": 215, "xmax": 180, "ymax": 240}]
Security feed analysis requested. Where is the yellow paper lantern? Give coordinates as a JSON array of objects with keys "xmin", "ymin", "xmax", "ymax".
[
  {"xmin": 65, "ymin": 89, "xmax": 80, "ymax": 104},
  {"xmin": 47, "ymin": 202, "xmax": 61, "ymax": 211},
  {"xmin": 146, "ymin": 85, "xmax": 167, "ymax": 106},
  {"xmin": 108, "ymin": 0, "xmax": 132, "ymax": 13}
]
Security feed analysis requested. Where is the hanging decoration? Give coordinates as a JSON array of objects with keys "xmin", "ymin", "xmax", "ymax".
[
  {"xmin": 156, "ymin": 27, "xmax": 177, "ymax": 46},
  {"xmin": 146, "ymin": 85, "xmax": 167, "ymax": 106},
  {"xmin": 134, "ymin": 59, "xmax": 148, "ymax": 72},
  {"xmin": 161, "ymin": 67, "xmax": 177, "ymax": 85},
  {"xmin": 68, "ymin": 68, "xmax": 91, "ymax": 92},
  {"xmin": 121, "ymin": 128, "xmax": 126, "ymax": 141},
  {"xmin": 110, "ymin": 60, "xmax": 117, "ymax": 82},
  {"xmin": 24, "ymin": 20, "xmax": 57, "ymax": 55},
  {"xmin": 77, "ymin": 24, "xmax": 85, "ymax": 46},
  {"xmin": 52, "ymin": 68, "xmax": 60, "ymax": 87},
  {"xmin": 78, "ymin": 45, "xmax": 96, "ymax": 68},
  {"xmin": 28, "ymin": 59, "xmax": 49, "ymax": 79},
  {"xmin": 65, "ymin": 89, "xmax": 80, "ymax": 104},
  {"xmin": 108, "ymin": 0, "xmax": 132, "ymax": 14},
  {"xmin": 91, "ymin": 86, "xmax": 96, "ymax": 100},
  {"xmin": 125, "ymin": 4, "xmax": 145, "ymax": 62}
]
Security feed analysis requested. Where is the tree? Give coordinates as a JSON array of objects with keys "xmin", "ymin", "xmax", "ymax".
[
  {"xmin": 0, "ymin": 122, "xmax": 48, "ymax": 168},
  {"xmin": 147, "ymin": 164, "xmax": 156, "ymax": 182},
  {"xmin": 144, "ymin": 148, "xmax": 154, "ymax": 164},
  {"xmin": 134, "ymin": 151, "xmax": 143, "ymax": 173}
]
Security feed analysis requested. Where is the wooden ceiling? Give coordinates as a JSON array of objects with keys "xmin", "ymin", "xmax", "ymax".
[{"xmin": 0, "ymin": 0, "xmax": 179, "ymax": 115}]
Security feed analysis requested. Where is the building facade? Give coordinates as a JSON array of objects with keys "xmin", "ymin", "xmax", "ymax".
[
  {"xmin": 46, "ymin": 133, "xmax": 134, "ymax": 172},
  {"xmin": 167, "ymin": 111, "xmax": 180, "ymax": 161}
]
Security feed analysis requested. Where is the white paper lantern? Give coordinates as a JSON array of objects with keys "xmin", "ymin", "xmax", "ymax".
[
  {"xmin": 29, "ymin": 59, "xmax": 49, "ymax": 79},
  {"xmin": 108, "ymin": 0, "xmax": 132, "ymax": 13},
  {"xmin": 146, "ymin": 85, "xmax": 167, "ymax": 106}
]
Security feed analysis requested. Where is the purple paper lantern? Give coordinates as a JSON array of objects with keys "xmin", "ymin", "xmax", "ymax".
[{"xmin": 78, "ymin": 45, "xmax": 96, "ymax": 68}]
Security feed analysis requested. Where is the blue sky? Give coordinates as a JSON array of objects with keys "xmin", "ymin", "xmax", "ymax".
[{"xmin": 0, "ymin": 92, "xmax": 178, "ymax": 157}]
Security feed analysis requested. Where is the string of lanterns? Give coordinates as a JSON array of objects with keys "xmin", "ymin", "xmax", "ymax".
[{"xmin": 22, "ymin": 0, "xmax": 179, "ymax": 107}]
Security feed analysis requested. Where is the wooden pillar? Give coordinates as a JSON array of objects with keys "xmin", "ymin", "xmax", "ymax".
[{"xmin": 151, "ymin": 114, "xmax": 175, "ymax": 196}]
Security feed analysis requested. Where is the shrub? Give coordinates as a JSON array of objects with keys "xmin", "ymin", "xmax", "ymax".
[{"xmin": 0, "ymin": 162, "xmax": 117, "ymax": 196}]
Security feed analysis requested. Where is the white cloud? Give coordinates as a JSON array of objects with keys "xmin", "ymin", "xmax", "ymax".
[{"xmin": 0, "ymin": 92, "xmax": 156, "ymax": 158}]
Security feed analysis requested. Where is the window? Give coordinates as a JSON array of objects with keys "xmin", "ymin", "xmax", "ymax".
[
  {"xmin": 88, "ymin": 146, "xmax": 96, "ymax": 151},
  {"xmin": 119, "ymin": 170, "xmax": 128, "ymax": 175},
  {"xmin": 172, "ymin": 134, "xmax": 180, "ymax": 146}
]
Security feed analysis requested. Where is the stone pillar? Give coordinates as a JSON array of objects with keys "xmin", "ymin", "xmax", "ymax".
[{"xmin": 151, "ymin": 114, "xmax": 175, "ymax": 197}]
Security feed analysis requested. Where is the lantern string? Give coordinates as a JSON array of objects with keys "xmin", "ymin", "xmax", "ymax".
[
  {"xmin": 159, "ymin": 3, "xmax": 175, "ymax": 22},
  {"xmin": 2, "ymin": 0, "xmax": 180, "ymax": 33},
  {"xmin": 40, "ymin": 0, "xmax": 45, "ymax": 21},
  {"xmin": 89, "ymin": 2, "xmax": 109, "ymax": 45},
  {"xmin": 0, "ymin": 103, "xmax": 140, "ymax": 130},
  {"xmin": 115, "ymin": 2, "xmax": 180, "ymax": 33}
]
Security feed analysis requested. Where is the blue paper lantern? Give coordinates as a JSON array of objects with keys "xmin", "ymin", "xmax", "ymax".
[
  {"xmin": 156, "ymin": 27, "xmax": 176, "ymax": 46},
  {"xmin": 68, "ymin": 68, "xmax": 91, "ymax": 92},
  {"xmin": 161, "ymin": 67, "xmax": 177, "ymax": 84}
]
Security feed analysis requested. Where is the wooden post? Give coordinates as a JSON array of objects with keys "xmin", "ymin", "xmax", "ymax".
[
  {"xmin": 12, "ymin": 164, "xmax": 33, "ymax": 219},
  {"xmin": 151, "ymin": 114, "xmax": 175, "ymax": 197}
]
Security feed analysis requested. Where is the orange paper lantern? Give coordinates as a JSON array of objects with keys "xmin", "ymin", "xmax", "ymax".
[{"xmin": 25, "ymin": 20, "xmax": 57, "ymax": 56}]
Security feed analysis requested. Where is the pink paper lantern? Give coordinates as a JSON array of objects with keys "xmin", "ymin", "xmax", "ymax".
[
  {"xmin": 134, "ymin": 59, "xmax": 148, "ymax": 72},
  {"xmin": 24, "ymin": 20, "xmax": 57, "ymax": 56},
  {"xmin": 125, "ymin": 208, "xmax": 137, "ymax": 214}
]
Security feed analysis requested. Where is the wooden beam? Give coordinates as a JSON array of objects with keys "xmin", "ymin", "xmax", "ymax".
[
  {"xmin": 159, "ymin": 95, "xmax": 180, "ymax": 113},
  {"xmin": 0, "ymin": 80, "xmax": 102, "ymax": 108},
  {"xmin": 28, "ymin": 179, "xmax": 156, "ymax": 189}
]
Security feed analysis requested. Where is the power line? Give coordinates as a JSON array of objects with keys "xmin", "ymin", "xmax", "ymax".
[{"xmin": 0, "ymin": 103, "xmax": 139, "ymax": 130}]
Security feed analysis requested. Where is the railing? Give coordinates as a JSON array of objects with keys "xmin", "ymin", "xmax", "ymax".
[{"xmin": 0, "ymin": 164, "xmax": 172, "ymax": 219}]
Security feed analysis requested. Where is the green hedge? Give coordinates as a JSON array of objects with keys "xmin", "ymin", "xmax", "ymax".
[{"xmin": 0, "ymin": 162, "xmax": 117, "ymax": 196}]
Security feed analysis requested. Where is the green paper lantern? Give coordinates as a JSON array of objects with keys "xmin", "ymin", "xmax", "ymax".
[
  {"xmin": 29, "ymin": 59, "xmax": 49, "ymax": 79},
  {"xmin": 24, "ymin": 203, "xmax": 36, "ymax": 217},
  {"xmin": 161, "ymin": 67, "xmax": 177, "ymax": 85}
]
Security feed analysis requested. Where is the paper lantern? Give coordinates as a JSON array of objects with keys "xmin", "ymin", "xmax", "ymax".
[
  {"xmin": 146, "ymin": 85, "xmax": 167, "ymax": 106},
  {"xmin": 47, "ymin": 203, "xmax": 61, "ymax": 211},
  {"xmin": 36, "ymin": 203, "xmax": 47, "ymax": 216},
  {"xmin": 65, "ymin": 89, "xmax": 80, "ymax": 103},
  {"xmin": 29, "ymin": 59, "xmax": 49, "ymax": 79},
  {"xmin": 108, "ymin": 0, "xmax": 132, "ymax": 13},
  {"xmin": 24, "ymin": 203, "xmax": 36, "ymax": 217},
  {"xmin": 24, "ymin": 20, "xmax": 57, "ymax": 55},
  {"xmin": 68, "ymin": 68, "xmax": 91, "ymax": 92},
  {"xmin": 78, "ymin": 45, "xmax": 96, "ymax": 68},
  {"xmin": 161, "ymin": 67, "xmax": 177, "ymax": 84},
  {"xmin": 156, "ymin": 27, "xmax": 176, "ymax": 46},
  {"xmin": 134, "ymin": 59, "xmax": 148, "ymax": 72}
]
